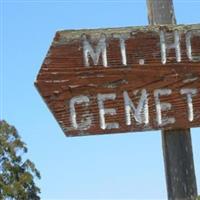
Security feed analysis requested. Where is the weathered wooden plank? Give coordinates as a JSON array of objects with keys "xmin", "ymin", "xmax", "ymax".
[
  {"xmin": 147, "ymin": 1, "xmax": 198, "ymax": 200},
  {"xmin": 147, "ymin": 0, "xmax": 176, "ymax": 25},
  {"xmin": 162, "ymin": 129, "xmax": 197, "ymax": 199},
  {"xmin": 35, "ymin": 24, "xmax": 200, "ymax": 137}
]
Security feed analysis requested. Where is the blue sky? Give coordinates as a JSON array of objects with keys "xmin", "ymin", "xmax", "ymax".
[{"xmin": 1, "ymin": 0, "xmax": 200, "ymax": 199}]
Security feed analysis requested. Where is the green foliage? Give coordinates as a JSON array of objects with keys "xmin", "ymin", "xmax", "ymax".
[{"xmin": 0, "ymin": 120, "xmax": 41, "ymax": 200}]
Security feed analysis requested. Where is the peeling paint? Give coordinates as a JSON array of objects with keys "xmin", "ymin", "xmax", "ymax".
[
  {"xmin": 123, "ymin": 89, "xmax": 149, "ymax": 125},
  {"xmin": 97, "ymin": 93, "xmax": 119, "ymax": 130},
  {"xmin": 180, "ymin": 88, "xmax": 197, "ymax": 122},
  {"xmin": 154, "ymin": 89, "xmax": 175, "ymax": 126}
]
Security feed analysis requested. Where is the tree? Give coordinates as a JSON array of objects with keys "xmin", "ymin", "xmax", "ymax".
[{"xmin": 0, "ymin": 120, "xmax": 41, "ymax": 199}]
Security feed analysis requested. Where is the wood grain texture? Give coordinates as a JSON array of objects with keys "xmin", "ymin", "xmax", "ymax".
[
  {"xmin": 147, "ymin": 1, "xmax": 198, "ymax": 200},
  {"xmin": 147, "ymin": 0, "xmax": 176, "ymax": 25},
  {"xmin": 35, "ymin": 24, "xmax": 200, "ymax": 137},
  {"xmin": 162, "ymin": 129, "xmax": 197, "ymax": 200}
]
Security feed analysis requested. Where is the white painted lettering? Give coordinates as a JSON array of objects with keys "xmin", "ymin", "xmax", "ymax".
[
  {"xmin": 82, "ymin": 34, "xmax": 107, "ymax": 67},
  {"xmin": 154, "ymin": 89, "xmax": 175, "ymax": 125},
  {"xmin": 123, "ymin": 89, "xmax": 149, "ymax": 125},
  {"xmin": 120, "ymin": 37, "xmax": 127, "ymax": 66},
  {"xmin": 180, "ymin": 88, "xmax": 197, "ymax": 122},
  {"xmin": 160, "ymin": 30, "xmax": 181, "ymax": 64},
  {"xmin": 97, "ymin": 93, "xmax": 119, "ymax": 130},
  {"xmin": 113, "ymin": 34, "xmax": 129, "ymax": 66},
  {"xmin": 186, "ymin": 30, "xmax": 200, "ymax": 62},
  {"xmin": 139, "ymin": 59, "xmax": 145, "ymax": 65},
  {"xmin": 69, "ymin": 95, "xmax": 92, "ymax": 130}
]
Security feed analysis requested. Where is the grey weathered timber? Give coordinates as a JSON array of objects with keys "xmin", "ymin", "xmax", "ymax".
[
  {"xmin": 147, "ymin": 0, "xmax": 176, "ymax": 25},
  {"xmin": 146, "ymin": 0, "xmax": 198, "ymax": 200},
  {"xmin": 162, "ymin": 129, "xmax": 197, "ymax": 200}
]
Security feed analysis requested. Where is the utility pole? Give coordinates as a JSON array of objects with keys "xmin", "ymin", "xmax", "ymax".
[{"xmin": 147, "ymin": 1, "xmax": 198, "ymax": 199}]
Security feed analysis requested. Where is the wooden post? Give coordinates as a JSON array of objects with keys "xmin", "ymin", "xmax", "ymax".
[{"xmin": 147, "ymin": 0, "xmax": 198, "ymax": 199}]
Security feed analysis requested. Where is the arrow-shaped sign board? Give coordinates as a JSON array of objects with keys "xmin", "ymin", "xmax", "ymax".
[{"xmin": 35, "ymin": 24, "xmax": 200, "ymax": 137}]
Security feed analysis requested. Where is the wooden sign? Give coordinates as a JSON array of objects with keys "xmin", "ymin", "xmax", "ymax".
[{"xmin": 35, "ymin": 24, "xmax": 200, "ymax": 137}]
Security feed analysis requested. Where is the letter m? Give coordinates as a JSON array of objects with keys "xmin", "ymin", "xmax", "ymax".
[{"xmin": 82, "ymin": 34, "xmax": 107, "ymax": 67}]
